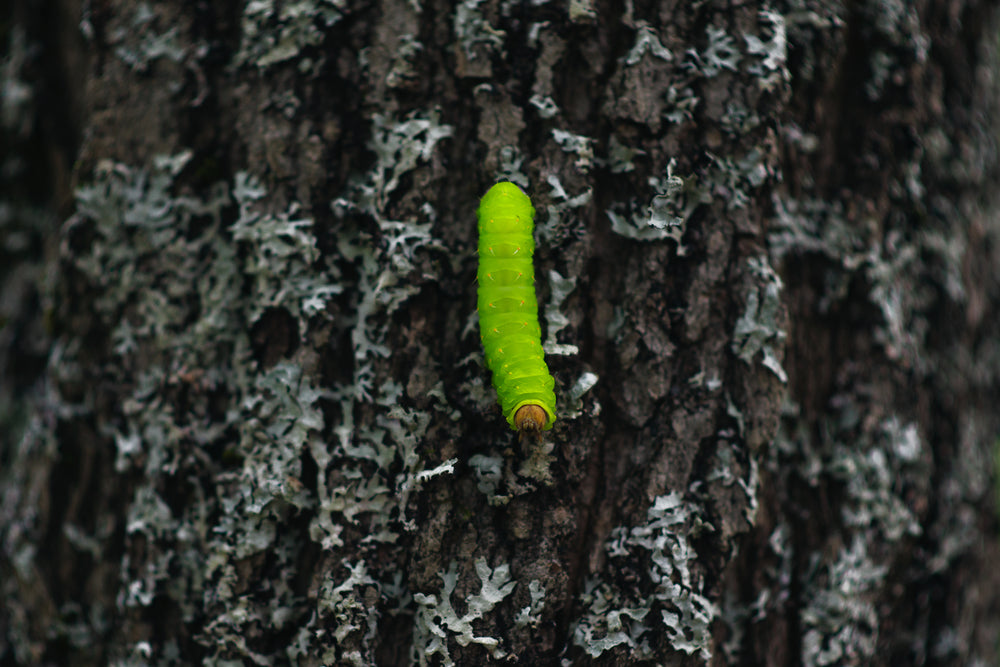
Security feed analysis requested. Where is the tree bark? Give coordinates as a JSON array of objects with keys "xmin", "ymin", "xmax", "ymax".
[{"xmin": 2, "ymin": 0, "xmax": 999, "ymax": 665}]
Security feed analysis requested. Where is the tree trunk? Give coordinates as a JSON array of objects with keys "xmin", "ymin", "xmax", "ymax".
[{"xmin": 2, "ymin": 0, "xmax": 999, "ymax": 665}]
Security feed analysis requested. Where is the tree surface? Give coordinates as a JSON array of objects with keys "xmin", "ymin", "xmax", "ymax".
[{"xmin": 2, "ymin": 0, "xmax": 1000, "ymax": 665}]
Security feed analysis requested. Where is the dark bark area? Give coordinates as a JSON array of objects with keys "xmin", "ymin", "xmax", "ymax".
[{"xmin": 2, "ymin": 0, "xmax": 999, "ymax": 665}]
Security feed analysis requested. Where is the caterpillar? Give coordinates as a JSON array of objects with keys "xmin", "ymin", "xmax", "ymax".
[{"xmin": 477, "ymin": 182, "xmax": 557, "ymax": 434}]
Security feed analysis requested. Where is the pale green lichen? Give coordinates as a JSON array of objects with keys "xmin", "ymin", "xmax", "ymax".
[
  {"xmin": 412, "ymin": 558, "xmax": 518, "ymax": 666},
  {"xmin": 468, "ymin": 454, "xmax": 510, "ymax": 505},
  {"xmin": 336, "ymin": 110, "xmax": 453, "ymax": 216},
  {"xmin": 607, "ymin": 158, "xmax": 708, "ymax": 248},
  {"xmin": 68, "ymin": 155, "xmax": 324, "ymax": 660},
  {"xmin": 704, "ymin": 438, "xmax": 761, "ymax": 527},
  {"xmin": 569, "ymin": 0, "xmax": 597, "ymax": 23},
  {"xmin": 732, "ymin": 255, "xmax": 787, "ymax": 383},
  {"xmin": 237, "ymin": 0, "xmax": 347, "ymax": 69},
  {"xmin": 514, "ymin": 580, "xmax": 546, "ymax": 629},
  {"xmin": 744, "ymin": 10, "xmax": 788, "ymax": 90},
  {"xmin": 49, "ymin": 105, "xmax": 456, "ymax": 664},
  {"xmin": 720, "ymin": 101, "xmax": 763, "ymax": 136},
  {"xmin": 232, "ymin": 171, "xmax": 343, "ymax": 324},
  {"xmin": 859, "ymin": 0, "xmax": 929, "ymax": 100},
  {"xmin": 707, "ymin": 148, "xmax": 770, "ymax": 209},
  {"xmin": 828, "ymin": 417, "xmax": 923, "ymax": 542},
  {"xmin": 664, "ymin": 13, "xmax": 788, "ymax": 130},
  {"xmin": 688, "ymin": 25, "xmax": 741, "ymax": 77},
  {"xmin": 770, "ymin": 189, "xmax": 950, "ymax": 370},
  {"xmin": 775, "ymin": 402, "xmax": 925, "ymax": 544},
  {"xmin": 454, "ymin": 0, "xmax": 505, "ymax": 60},
  {"xmin": 562, "ymin": 371, "xmax": 600, "ymax": 422},
  {"xmin": 572, "ymin": 492, "xmax": 717, "ymax": 661},
  {"xmin": 386, "ymin": 34, "xmax": 424, "ymax": 90},
  {"xmin": 495, "ymin": 145, "xmax": 530, "ymax": 188},
  {"xmin": 567, "ymin": 0, "xmax": 597, "ymax": 22},
  {"xmin": 113, "ymin": 3, "xmax": 187, "ymax": 71},
  {"xmin": 542, "ymin": 269, "xmax": 578, "ymax": 356},
  {"xmin": 528, "ymin": 94, "xmax": 560, "ymax": 118},
  {"xmin": 0, "ymin": 24, "xmax": 52, "ymax": 460},
  {"xmin": 538, "ymin": 173, "xmax": 591, "ymax": 245},
  {"xmin": 769, "ymin": 194, "xmax": 860, "ymax": 267},
  {"xmin": 574, "ymin": 585, "xmax": 650, "ymax": 658},
  {"xmin": 665, "ymin": 83, "xmax": 700, "ymax": 125},
  {"xmin": 766, "ymin": 396, "xmax": 933, "ymax": 666},
  {"xmin": 63, "ymin": 147, "xmax": 355, "ymax": 657},
  {"xmin": 623, "ymin": 22, "xmax": 673, "ymax": 65},
  {"xmin": 865, "ymin": 232, "xmax": 933, "ymax": 369},
  {"xmin": 801, "ymin": 537, "xmax": 886, "ymax": 666},
  {"xmin": 295, "ymin": 561, "xmax": 380, "ymax": 667},
  {"xmin": 550, "ymin": 129, "xmax": 594, "ymax": 173}
]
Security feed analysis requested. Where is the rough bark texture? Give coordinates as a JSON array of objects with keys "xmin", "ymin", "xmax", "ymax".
[{"xmin": 2, "ymin": 0, "xmax": 999, "ymax": 665}]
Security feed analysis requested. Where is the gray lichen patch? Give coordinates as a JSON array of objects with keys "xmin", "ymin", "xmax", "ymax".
[
  {"xmin": 232, "ymin": 171, "xmax": 343, "ymax": 326},
  {"xmin": 412, "ymin": 558, "xmax": 518, "ymax": 666},
  {"xmin": 606, "ymin": 158, "xmax": 700, "ymax": 245},
  {"xmin": 572, "ymin": 493, "xmax": 716, "ymax": 662},
  {"xmin": 24, "ymin": 105, "xmax": 461, "ymax": 664},
  {"xmin": 236, "ymin": 0, "xmax": 347, "ymax": 69},
  {"xmin": 750, "ymin": 393, "xmax": 931, "ymax": 666},
  {"xmin": 732, "ymin": 255, "xmax": 787, "ymax": 383}
]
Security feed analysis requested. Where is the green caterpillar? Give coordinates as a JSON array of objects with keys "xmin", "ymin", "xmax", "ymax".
[{"xmin": 477, "ymin": 182, "xmax": 556, "ymax": 434}]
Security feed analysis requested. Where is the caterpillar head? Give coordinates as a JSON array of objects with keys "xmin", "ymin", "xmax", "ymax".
[{"xmin": 514, "ymin": 404, "xmax": 549, "ymax": 439}]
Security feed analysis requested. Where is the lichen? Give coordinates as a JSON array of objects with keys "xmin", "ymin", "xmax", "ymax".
[
  {"xmin": 665, "ymin": 83, "xmax": 700, "ymax": 125},
  {"xmin": 762, "ymin": 391, "xmax": 934, "ymax": 666},
  {"xmin": 744, "ymin": 10, "xmax": 788, "ymax": 90},
  {"xmin": 386, "ymin": 34, "xmax": 424, "ymax": 90},
  {"xmin": 567, "ymin": 0, "xmax": 597, "ymax": 23},
  {"xmin": 468, "ymin": 454, "xmax": 510, "ymax": 505},
  {"xmin": 550, "ymin": 129, "xmax": 595, "ymax": 173},
  {"xmin": 528, "ymin": 94, "xmax": 559, "ymax": 118},
  {"xmin": 829, "ymin": 417, "xmax": 923, "ymax": 542},
  {"xmin": 732, "ymin": 255, "xmax": 787, "ymax": 383},
  {"xmin": 607, "ymin": 158, "xmax": 707, "ymax": 247},
  {"xmin": 113, "ymin": 3, "xmax": 188, "ymax": 72},
  {"xmin": 542, "ymin": 269, "xmax": 578, "ymax": 357},
  {"xmin": 513, "ymin": 580, "xmax": 546, "ymax": 629},
  {"xmin": 769, "ymin": 189, "xmax": 951, "ymax": 371},
  {"xmin": 537, "ymin": 172, "xmax": 591, "ymax": 245},
  {"xmin": 856, "ymin": 0, "xmax": 929, "ymax": 100},
  {"xmin": 562, "ymin": 371, "xmax": 599, "ymax": 422},
  {"xmin": 572, "ymin": 492, "xmax": 717, "ymax": 661},
  {"xmin": 232, "ymin": 171, "xmax": 343, "ymax": 325},
  {"xmin": 336, "ymin": 110, "xmax": 453, "ymax": 216},
  {"xmin": 686, "ymin": 25, "xmax": 741, "ymax": 78},
  {"xmin": 236, "ymin": 0, "xmax": 347, "ymax": 69},
  {"xmin": 39, "ymin": 105, "xmax": 456, "ymax": 663},
  {"xmin": 622, "ymin": 22, "xmax": 673, "ymax": 66},
  {"xmin": 411, "ymin": 558, "xmax": 518, "ymax": 666},
  {"xmin": 1, "ymin": 27, "xmax": 34, "ymax": 134},
  {"xmin": 292, "ymin": 561, "xmax": 380, "ymax": 667},
  {"xmin": 454, "ymin": 0, "xmax": 505, "ymax": 61},
  {"xmin": 801, "ymin": 538, "xmax": 886, "ymax": 666},
  {"xmin": 495, "ymin": 145, "xmax": 530, "ymax": 188},
  {"xmin": 703, "ymin": 437, "xmax": 761, "ymax": 527}
]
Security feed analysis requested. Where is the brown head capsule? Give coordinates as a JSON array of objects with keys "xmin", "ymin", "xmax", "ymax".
[{"xmin": 514, "ymin": 404, "xmax": 549, "ymax": 439}]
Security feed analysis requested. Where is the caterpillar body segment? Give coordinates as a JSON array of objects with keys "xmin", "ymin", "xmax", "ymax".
[{"xmin": 476, "ymin": 182, "xmax": 556, "ymax": 433}]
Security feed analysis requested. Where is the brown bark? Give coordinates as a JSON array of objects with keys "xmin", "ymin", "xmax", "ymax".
[{"xmin": 2, "ymin": 0, "xmax": 999, "ymax": 665}]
